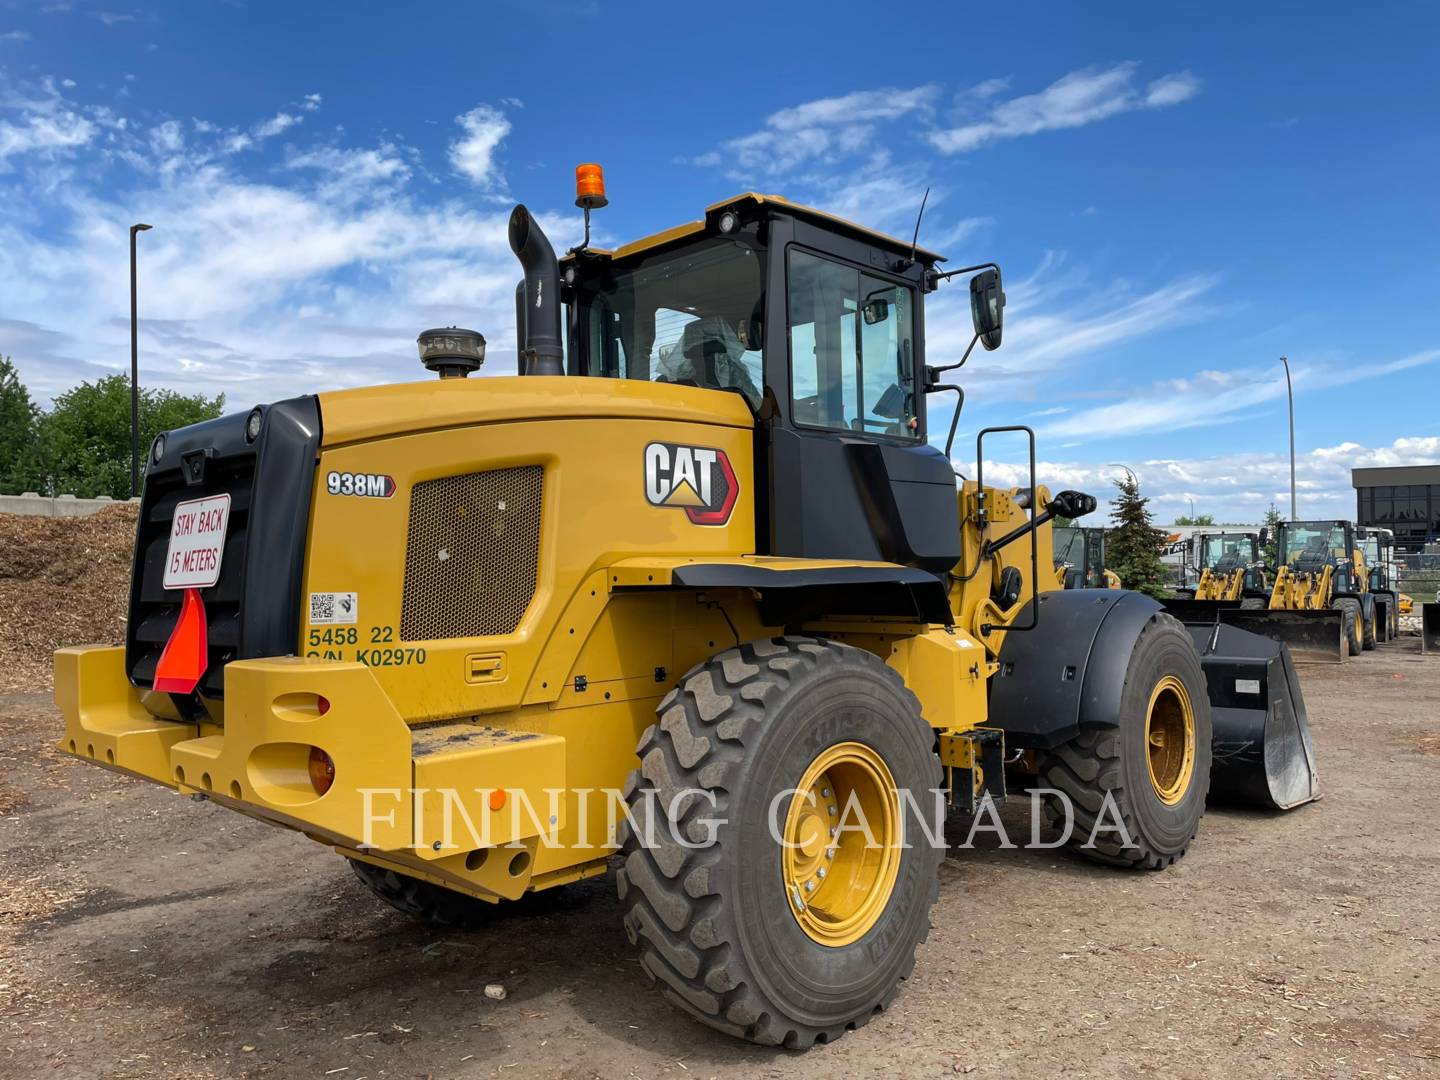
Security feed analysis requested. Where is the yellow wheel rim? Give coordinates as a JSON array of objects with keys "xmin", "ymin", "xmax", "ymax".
[
  {"xmin": 1145, "ymin": 675, "xmax": 1196, "ymax": 805},
  {"xmin": 781, "ymin": 741, "xmax": 901, "ymax": 947}
]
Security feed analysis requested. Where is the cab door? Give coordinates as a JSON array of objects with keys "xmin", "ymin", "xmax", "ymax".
[{"xmin": 760, "ymin": 217, "xmax": 960, "ymax": 573}]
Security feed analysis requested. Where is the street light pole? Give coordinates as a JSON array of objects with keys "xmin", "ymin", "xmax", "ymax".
[
  {"xmin": 129, "ymin": 223, "xmax": 152, "ymax": 497},
  {"xmin": 1280, "ymin": 355, "xmax": 1296, "ymax": 520}
]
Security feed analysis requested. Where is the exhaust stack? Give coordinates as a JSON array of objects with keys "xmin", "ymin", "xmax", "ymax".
[{"xmin": 508, "ymin": 205, "xmax": 564, "ymax": 376}]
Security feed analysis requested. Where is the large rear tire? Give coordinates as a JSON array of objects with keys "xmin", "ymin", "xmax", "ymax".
[
  {"xmin": 1360, "ymin": 596, "xmax": 1377, "ymax": 651},
  {"xmin": 1037, "ymin": 612, "xmax": 1211, "ymax": 869},
  {"xmin": 617, "ymin": 636, "xmax": 943, "ymax": 1048}
]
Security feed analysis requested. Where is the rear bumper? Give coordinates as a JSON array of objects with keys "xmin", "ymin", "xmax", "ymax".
[{"xmin": 54, "ymin": 646, "xmax": 567, "ymax": 899}]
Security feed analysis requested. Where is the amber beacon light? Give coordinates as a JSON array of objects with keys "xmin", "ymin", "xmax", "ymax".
[{"xmin": 575, "ymin": 162, "xmax": 607, "ymax": 208}]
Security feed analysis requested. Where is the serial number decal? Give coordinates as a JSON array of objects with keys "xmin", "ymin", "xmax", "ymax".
[
  {"xmin": 307, "ymin": 627, "xmax": 358, "ymax": 647},
  {"xmin": 326, "ymin": 471, "xmax": 396, "ymax": 498},
  {"xmin": 356, "ymin": 646, "xmax": 427, "ymax": 667}
]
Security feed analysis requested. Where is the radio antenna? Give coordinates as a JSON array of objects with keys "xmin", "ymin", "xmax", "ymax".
[{"xmin": 909, "ymin": 186, "xmax": 930, "ymax": 263}]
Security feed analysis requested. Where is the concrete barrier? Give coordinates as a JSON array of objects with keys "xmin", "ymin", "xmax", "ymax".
[{"xmin": 0, "ymin": 492, "xmax": 141, "ymax": 518}]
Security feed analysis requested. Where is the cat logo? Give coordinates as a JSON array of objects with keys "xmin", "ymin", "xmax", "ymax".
[{"xmin": 643, "ymin": 442, "xmax": 739, "ymax": 526}]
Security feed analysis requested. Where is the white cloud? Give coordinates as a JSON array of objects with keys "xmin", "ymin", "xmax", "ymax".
[
  {"xmin": 1042, "ymin": 350, "xmax": 1440, "ymax": 442},
  {"xmin": 973, "ymin": 436, "xmax": 1440, "ymax": 524},
  {"xmin": 0, "ymin": 84, "xmax": 578, "ymax": 408},
  {"xmin": 254, "ymin": 111, "xmax": 301, "ymax": 139},
  {"xmin": 301, "ymin": 93, "xmax": 322, "ymax": 112},
  {"xmin": 1, "ymin": 30, "xmax": 31, "ymax": 42},
  {"xmin": 694, "ymin": 85, "xmax": 938, "ymax": 178},
  {"xmin": 449, "ymin": 104, "xmax": 510, "ymax": 187},
  {"xmin": 929, "ymin": 63, "xmax": 1201, "ymax": 154},
  {"xmin": 0, "ymin": 81, "xmax": 101, "ymax": 167},
  {"xmin": 286, "ymin": 142, "xmax": 410, "ymax": 200},
  {"xmin": 766, "ymin": 85, "xmax": 939, "ymax": 131}
]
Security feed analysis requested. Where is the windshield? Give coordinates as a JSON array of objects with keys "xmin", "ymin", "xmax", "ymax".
[
  {"xmin": 1281, "ymin": 522, "xmax": 1347, "ymax": 567},
  {"xmin": 1053, "ymin": 526, "xmax": 1084, "ymax": 569},
  {"xmin": 1199, "ymin": 534, "xmax": 1256, "ymax": 570},
  {"xmin": 578, "ymin": 238, "xmax": 764, "ymax": 408}
]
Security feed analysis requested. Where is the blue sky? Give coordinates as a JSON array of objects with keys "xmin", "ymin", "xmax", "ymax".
[{"xmin": 2, "ymin": 0, "xmax": 1437, "ymax": 522}]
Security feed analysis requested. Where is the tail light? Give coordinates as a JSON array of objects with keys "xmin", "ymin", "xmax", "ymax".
[{"xmin": 308, "ymin": 747, "xmax": 335, "ymax": 795}]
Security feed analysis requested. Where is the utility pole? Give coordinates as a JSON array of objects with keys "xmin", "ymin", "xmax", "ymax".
[
  {"xmin": 1280, "ymin": 355, "xmax": 1296, "ymax": 520},
  {"xmin": 129, "ymin": 223, "xmax": 152, "ymax": 497}
]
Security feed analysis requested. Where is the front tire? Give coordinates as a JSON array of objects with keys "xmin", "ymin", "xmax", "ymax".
[
  {"xmin": 1038, "ymin": 613, "xmax": 1212, "ymax": 869},
  {"xmin": 617, "ymin": 637, "xmax": 943, "ymax": 1048},
  {"xmin": 1334, "ymin": 598, "xmax": 1362, "ymax": 657},
  {"xmin": 347, "ymin": 858, "xmax": 497, "ymax": 929}
]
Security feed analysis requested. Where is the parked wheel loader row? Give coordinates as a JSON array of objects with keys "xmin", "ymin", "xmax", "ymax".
[
  {"xmin": 1166, "ymin": 520, "xmax": 1405, "ymax": 663},
  {"xmin": 54, "ymin": 167, "xmax": 1318, "ymax": 1049}
]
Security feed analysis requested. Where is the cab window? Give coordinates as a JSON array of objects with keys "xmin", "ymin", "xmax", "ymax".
[
  {"xmin": 787, "ymin": 248, "xmax": 917, "ymax": 439},
  {"xmin": 579, "ymin": 239, "xmax": 764, "ymax": 407}
]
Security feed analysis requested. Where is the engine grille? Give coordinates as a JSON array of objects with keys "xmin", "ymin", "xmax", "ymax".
[{"xmin": 401, "ymin": 466, "xmax": 544, "ymax": 641}]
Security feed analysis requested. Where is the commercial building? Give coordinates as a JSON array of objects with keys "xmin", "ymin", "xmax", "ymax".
[{"xmin": 1352, "ymin": 464, "xmax": 1440, "ymax": 550}]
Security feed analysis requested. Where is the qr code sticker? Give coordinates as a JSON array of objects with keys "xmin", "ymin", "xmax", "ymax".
[{"xmin": 309, "ymin": 592, "xmax": 358, "ymax": 625}]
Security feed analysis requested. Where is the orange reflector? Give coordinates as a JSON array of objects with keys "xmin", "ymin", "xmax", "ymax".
[
  {"xmin": 488, "ymin": 788, "xmax": 507, "ymax": 811},
  {"xmin": 575, "ymin": 162, "xmax": 607, "ymax": 209},
  {"xmin": 153, "ymin": 587, "xmax": 208, "ymax": 694},
  {"xmin": 308, "ymin": 747, "xmax": 335, "ymax": 796}
]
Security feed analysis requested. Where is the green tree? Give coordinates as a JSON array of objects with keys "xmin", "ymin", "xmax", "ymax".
[
  {"xmin": 1173, "ymin": 513, "xmax": 1216, "ymax": 526},
  {"xmin": 1261, "ymin": 503, "xmax": 1282, "ymax": 568},
  {"xmin": 1107, "ymin": 474, "xmax": 1171, "ymax": 599},
  {"xmin": 0, "ymin": 356, "xmax": 42, "ymax": 494},
  {"xmin": 37, "ymin": 375, "xmax": 225, "ymax": 499}
]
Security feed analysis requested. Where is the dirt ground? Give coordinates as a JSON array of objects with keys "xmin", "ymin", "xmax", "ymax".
[{"xmin": 1, "ymin": 643, "xmax": 1437, "ymax": 1080}]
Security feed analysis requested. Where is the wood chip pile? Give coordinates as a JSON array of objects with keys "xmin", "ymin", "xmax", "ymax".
[{"xmin": 0, "ymin": 504, "xmax": 138, "ymax": 691}]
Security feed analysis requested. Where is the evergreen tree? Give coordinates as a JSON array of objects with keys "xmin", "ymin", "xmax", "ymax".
[
  {"xmin": 1261, "ymin": 503, "xmax": 1283, "ymax": 568},
  {"xmin": 1107, "ymin": 474, "xmax": 1170, "ymax": 598}
]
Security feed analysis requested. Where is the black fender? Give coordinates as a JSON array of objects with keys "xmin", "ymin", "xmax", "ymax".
[
  {"xmin": 663, "ymin": 562, "xmax": 953, "ymax": 626},
  {"xmin": 988, "ymin": 589, "xmax": 1166, "ymax": 749}
]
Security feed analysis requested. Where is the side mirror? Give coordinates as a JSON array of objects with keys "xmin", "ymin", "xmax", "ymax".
[
  {"xmin": 969, "ymin": 268, "xmax": 1004, "ymax": 351},
  {"xmin": 1258, "ymin": 527, "xmax": 1269, "ymax": 547},
  {"xmin": 862, "ymin": 297, "xmax": 890, "ymax": 325}
]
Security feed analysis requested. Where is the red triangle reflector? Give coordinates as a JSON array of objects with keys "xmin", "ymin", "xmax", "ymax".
[{"xmin": 153, "ymin": 587, "xmax": 209, "ymax": 695}]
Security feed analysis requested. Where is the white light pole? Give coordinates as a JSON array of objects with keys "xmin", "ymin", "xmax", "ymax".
[{"xmin": 1280, "ymin": 356, "xmax": 1296, "ymax": 520}]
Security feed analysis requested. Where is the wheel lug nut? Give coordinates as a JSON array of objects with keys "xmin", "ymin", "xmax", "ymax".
[
  {"xmin": 820, "ymin": 787, "xmax": 831, "ymax": 798},
  {"xmin": 817, "ymin": 867, "xmax": 827, "ymax": 879},
  {"xmin": 804, "ymin": 879, "xmax": 814, "ymax": 892},
  {"xmin": 826, "ymin": 847, "xmax": 836, "ymax": 859},
  {"xmin": 827, "ymin": 805, "xmax": 837, "ymax": 816},
  {"xmin": 792, "ymin": 887, "xmax": 805, "ymax": 911},
  {"xmin": 829, "ymin": 826, "xmax": 837, "ymax": 837}
]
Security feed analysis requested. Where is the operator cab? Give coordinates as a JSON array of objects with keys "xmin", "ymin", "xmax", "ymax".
[
  {"xmin": 1278, "ymin": 520, "xmax": 1359, "ymax": 590},
  {"xmin": 547, "ymin": 191, "xmax": 1005, "ymax": 572}
]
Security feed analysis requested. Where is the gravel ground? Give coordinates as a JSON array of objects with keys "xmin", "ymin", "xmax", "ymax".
[{"xmin": 1, "ymin": 639, "xmax": 1437, "ymax": 1079}]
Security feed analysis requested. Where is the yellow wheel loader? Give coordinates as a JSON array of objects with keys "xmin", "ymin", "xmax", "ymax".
[
  {"xmin": 54, "ymin": 174, "xmax": 1317, "ymax": 1048},
  {"xmin": 1172, "ymin": 531, "xmax": 1269, "ymax": 605},
  {"xmin": 1052, "ymin": 525, "xmax": 1121, "ymax": 590}
]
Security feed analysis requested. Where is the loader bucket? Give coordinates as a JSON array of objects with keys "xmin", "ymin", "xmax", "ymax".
[
  {"xmin": 1163, "ymin": 599, "xmax": 1346, "ymax": 664},
  {"xmin": 1184, "ymin": 622, "xmax": 1319, "ymax": 810}
]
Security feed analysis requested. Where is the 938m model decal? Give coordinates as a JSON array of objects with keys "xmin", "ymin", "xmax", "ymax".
[
  {"xmin": 644, "ymin": 443, "xmax": 738, "ymax": 526},
  {"xmin": 326, "ymin": 471, "xmax": 396, "ymax": 498}
]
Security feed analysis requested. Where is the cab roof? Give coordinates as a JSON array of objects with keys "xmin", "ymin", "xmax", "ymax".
[{"xmin": 563, "ymin": 192, "xmax": 947, "ymax": 266}]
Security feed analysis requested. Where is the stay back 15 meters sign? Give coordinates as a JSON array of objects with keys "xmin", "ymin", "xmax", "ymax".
[{"xmin": 163, "ymin": 493, "xmax": 231, "ymax": 590}]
